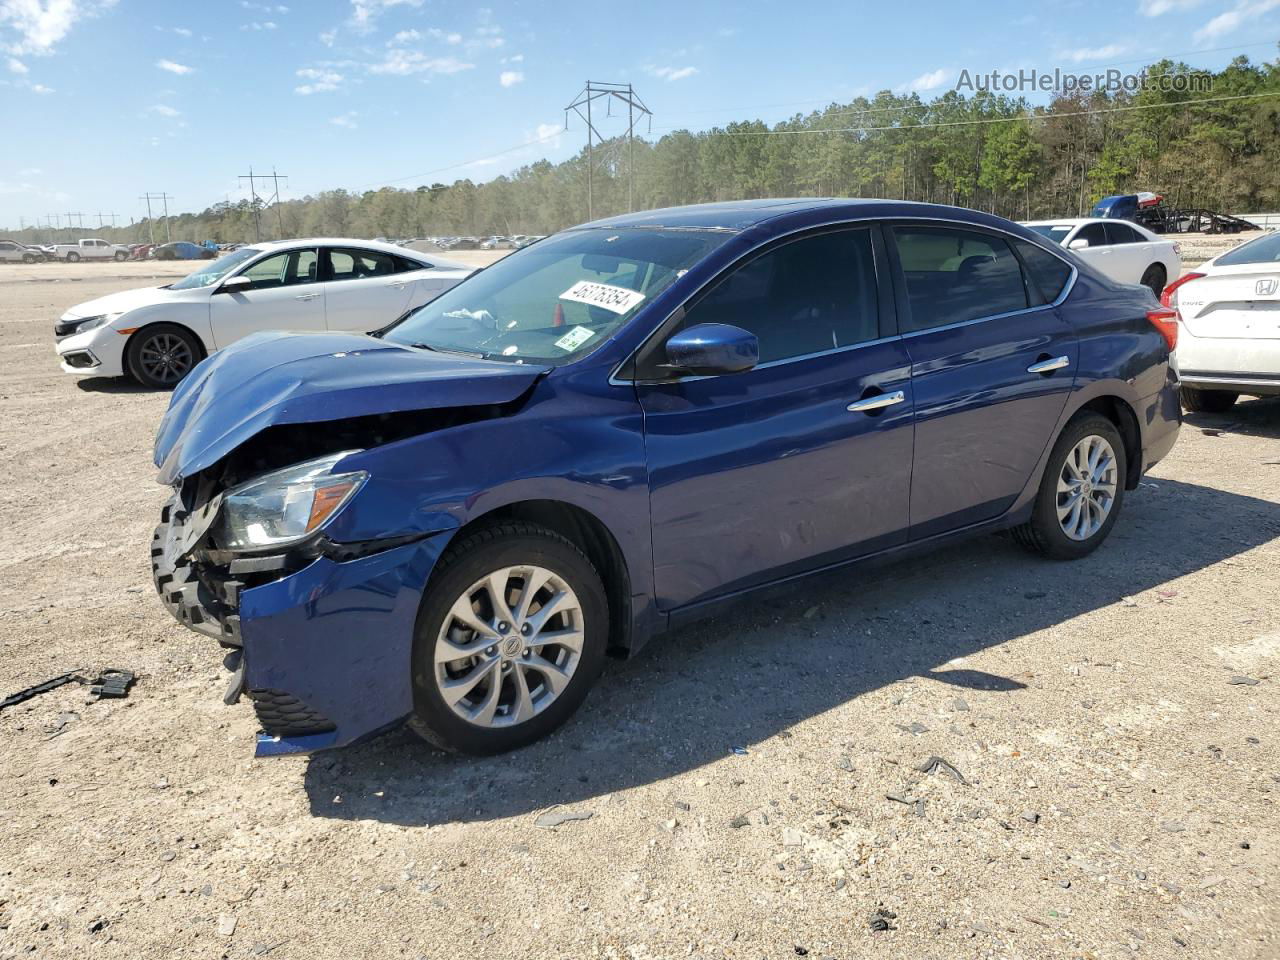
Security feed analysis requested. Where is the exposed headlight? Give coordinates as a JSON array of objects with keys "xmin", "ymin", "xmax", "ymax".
[{"xmin": 215, "ymin": 451, "xmax": 367, "ymax": 552}]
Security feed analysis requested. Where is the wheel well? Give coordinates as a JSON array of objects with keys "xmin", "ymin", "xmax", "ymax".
[
  {"xmin": 122, "ymin": 322, "xmax": 209, "ymax": 370},
  {"xmin": 457, "ymin": 500, "xmax": 633, "ymax": 655},
  {"xmin": 1076, "ymin": 396, "xmax": 1142, "ymax": 489}
]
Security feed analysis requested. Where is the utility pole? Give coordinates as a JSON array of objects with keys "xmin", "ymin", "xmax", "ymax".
[
  {"xmin": 139, "ymin": 193, "xmax": 173, "ymax": 244},
  {"xmin": 95, "ymin": 211, "xmax": 118, "ymax": 229},
  {"xmin": 63, "ymin": 211, "xmax": 86, "ymax": 231},
  {"xmin": 239, "ymin": 167, "xmax": 288, "ymax": 242},
  {"xmin": 565, "ymin": 81, "xmax": 651, "ymax": 220}
]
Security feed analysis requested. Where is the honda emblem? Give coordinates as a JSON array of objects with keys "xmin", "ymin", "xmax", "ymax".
[{"xmin": 1257, "ymin": 278, "xmax": 1278, "ymax": 296}]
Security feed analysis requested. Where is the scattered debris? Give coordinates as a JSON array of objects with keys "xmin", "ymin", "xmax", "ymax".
[
  {"xmin": 782, "ymin": 828, "xmax": 804, "ymax": 846},
  {"xmin": 1160, "ymin": 820, "xmax": 1186, "ymax": 833},
  {"xmin": 1021, "ymin": 811, "xmax": 1040, "ymax": 824},
  {"xmin": 729, "ymin": 815, "xmax": 750, "ymax": 829},
  {"xmin": 915, "ymin": 755, "xmax": 969, "ymax": 784},
  {"xmin": 1227, "ymin": 675, "xmax": 1260, "ymax": 686},
  {"xmin": 895, "ymin": 722, "xmax": 929, "ymax": 735},
  {"xmin": 0, "ymin": 667, "xmax": 135, "ymax": 712},
  {"xmin": 730, "ymin": 746, "xmax": 749, "ymax": 756},
  {"xmin": 868, "ymin": 908, "xmax": 897, "ymax": 932},
  {"xmin": 217, "ymin": 915, "xmax": 238, "ymax": 937},
  {"xmin": 1157, "ymin": 589, "xmax": 1179, "ymax": 600},
  {"xmin": 534, "ymin": 808, "xmax": 593, "ymax": 828},
  {"xmin": 949, "ymin": 697, "xmax": 970, "ymax": 712}
]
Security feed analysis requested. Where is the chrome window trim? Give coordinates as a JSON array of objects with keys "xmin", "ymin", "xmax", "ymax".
[{"xmin": 610, "ymin": 214, "xmax": 1078, "ymax": 386}]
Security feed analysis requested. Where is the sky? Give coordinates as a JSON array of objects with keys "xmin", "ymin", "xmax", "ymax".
[{"xmin": 1, "ymin": 0, "xmax": 1278, "ymax": 230}]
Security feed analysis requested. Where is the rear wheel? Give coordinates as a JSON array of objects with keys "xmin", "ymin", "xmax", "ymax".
[
  {"xmin": 409, "ymin": 521, "xmax": 607, "ymax": 755},
  {"xmin": 65, "ymin": 251, "xmax": 80, "ymax": 263},
  {"xmin": 126, "ymin": 324, "xmax": 202, "ymax": 388},
  {"xmin": 1140, "ymin": 264, "xmax": 1167, "ymax": 298},
  {"xmin": 22, "ymin": 253, "xmax": 35, "ymax": 264},
  {"xmin": 1180, "ymin": 386, "xmax": 1238, "ymax": 413},
  {"xmin": 114, "ymin": 250, "xmax": 127, "ymax": 262},
  {"xmin": 1012, "ymin": 413, "xmax": 1127, "ymax": 561}
]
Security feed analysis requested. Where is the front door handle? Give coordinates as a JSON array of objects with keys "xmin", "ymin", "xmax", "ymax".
[
  {"xmin": 386, "ymin": 280, "xmax": 408, "ymax": 289},
  {"xmin": 294, "ymin": 293, "xmax": 321, "ymax": 302},
  {"xmin": 1027, "ymin": 355, "xmax": 1070, "ymax": 375},
  {"xmin": 846, "ymin": 390, "xmax": 906, "ymax": 413}
]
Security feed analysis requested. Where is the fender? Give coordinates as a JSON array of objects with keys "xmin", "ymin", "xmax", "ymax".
[{"xmin": 116, "ymin": 301, "xmax": 215, "ymax": 355}]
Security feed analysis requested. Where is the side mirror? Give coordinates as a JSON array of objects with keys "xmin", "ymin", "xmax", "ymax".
[
  {"xmin": 663, "ymin": 323, "xmax": 759, "ymax": 376},
  {"xmin": 1068, "ymin": 238, "xmax": 1090, "ymax": 250},
  {"xmin": 217, "ymin": 275, "xmax": 253, "ymax": 294}
]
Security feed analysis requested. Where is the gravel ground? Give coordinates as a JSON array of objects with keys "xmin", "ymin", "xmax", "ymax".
[{"xmin": 1, "ymin": 257, "xmax": 1278, "ymax": 960}]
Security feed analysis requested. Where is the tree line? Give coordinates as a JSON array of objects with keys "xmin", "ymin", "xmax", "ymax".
[{"xmin": 10, "ymin": 51, "xmax": 1279, "ymax": 247}]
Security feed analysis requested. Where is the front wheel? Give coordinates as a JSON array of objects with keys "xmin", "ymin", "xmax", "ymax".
[
  {"xmin": 409, "ymin": 522, "xmax": 607, "ymax": 755},
  {"xmin": 125, "ymin": 324, "xmax": 202, "ymax": 388},
  {"xmin": 114, "ymin": 250, "xmax": 127, "ymax": 261},
  {"xmin": 22, "ymin": 253, "xmax": 35, "ymax": 264},
  {"xmin": 1180, "ymin": 387, "xmax": 1238, "ymax": 413},
  {"xmin": 1012, "ymin": 413, "xmax": 1127, "ymax": 560}
]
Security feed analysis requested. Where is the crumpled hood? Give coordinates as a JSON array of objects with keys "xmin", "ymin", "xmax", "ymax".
[
  {"xmin": 63, "ymin": 285, "xmax": 182, "ymax": 319},
  {"xmin": 153, "ymin": 331, "xmax": 548, "ymax": 485}
]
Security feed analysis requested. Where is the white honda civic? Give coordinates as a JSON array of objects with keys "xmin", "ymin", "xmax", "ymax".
[
  {"xmin": 53, "ymin": 238, "xmax": 475, "ymax": 387},
  {"xmin": 1163, "ymin": 230, "xmax": 1280, "ymax": 412}
]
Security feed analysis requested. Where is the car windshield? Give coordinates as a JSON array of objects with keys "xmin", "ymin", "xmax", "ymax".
[
  {"xmin": 382, "ymin": 228, "xmax": 730, "ymax": 364},
  {"xmin": 1215, "ymin": 231, "xmax": 1280, "ymax": 266},
  {"xmin": 169, "ymin": 246, "xmax": 262, "ymax": 290},
  {"xmin": 1025, "ymin": 224, "xmax": 1074, "ymax": 245}
]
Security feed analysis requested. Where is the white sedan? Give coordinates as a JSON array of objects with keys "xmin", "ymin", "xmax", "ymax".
[
  {"xmin": 1163, "ymin": 230, "xmax": 1280, "ymax": 412},
  {"xmin": 1022, "ymin": 217, "xmax": 1181, "ymax": 297},
  {"xmin": 53, "ymin": 238, "xmax": 474, "ymax": 387}
]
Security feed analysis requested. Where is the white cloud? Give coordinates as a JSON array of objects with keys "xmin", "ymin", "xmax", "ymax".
[
  {"xmin": 147, "ymin": 103, "xmax": 181, "ymax": 116},
  {"xmin": 898, "ymin": 67, "xmax": 950, "ymax": 92},
  {"xmin": 499, "ymin": 69, "xmax": 522, "ymax": 87},
  {"xmin": 428, "ymin": 27, "xmax": 462, "ymax": 44},
  {"xmin": 1061, "ymin": 44, "xmax": 1126, "ymax": 62},
  {"xmin": 1139, "ymin": 0, "xmax": 1202, "ymax": 14},
  {"xmin": 155, "ymin": 25, "xmax": 192, "ymax": 37},
  {"xmin": 319, "ymin": 28, "xmax": 336, "ymax": 46},
  {"xmin": 295, "ymin": 67, "xmax": 343, "ymax": 94},
  {"xmin": 646, "ymin": 64, "xmax": 698, "ymax": 82},
  {"xmin": 1194, "ymin": 0, "xmax": 1280, "ymax": 39},
  {"xmin": 369, "ymin": 49, "xmax": 473, "ymax": 76},
  {"xmin": 533, "ymin": 122, "xmax": 562, "ymax": 147},
  {"xmin": 241, "ymin": 1, "xmax": 289, "ymax": 11},
  {"xmin": 389, "ymin": 28, "xmax": 419, "ymax": 44},
  {"xmin": 350, "ymin": 0, "xmax": 423, "ymax": 30},
  {"xmin": 29, "ymin": 82, "xmax": 53, "ymax": 94},
  {"xmin": 330, "ymin": 111, "xmax": 358, "ymax": 128},
  {"xmin": 156, "ymin": 58, "xmax": 192, "ymax": 74},
  {"xmin": 502, "ymin": 53, "xmax": 523, "ymax": 64},
  {"xmin": 6, "ymin": 55, "xmax": 26, "ymax": 73},
  {"xmin": 0, "ymin": 0, "xmax": 116, "ymax": 56},
  {"xmin": 241, "ymin": 20, "xmax": 278, "ymax": 31}
]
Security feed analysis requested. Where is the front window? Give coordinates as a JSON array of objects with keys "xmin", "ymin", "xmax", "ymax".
[
  {"xmin": 383, "ymin": 228, "xmax": 730, "ymax": 364},
  {"xmin": 1215, "ymin": 231, "xmax": 1280, "ymax": 266},
  {"xmin": 169, "ymin": 246, "xmax": 262, "ymax": 290},
  {"xmin": 1025, "ymin": 224, "xmax": 1073, "ymax": 245}
]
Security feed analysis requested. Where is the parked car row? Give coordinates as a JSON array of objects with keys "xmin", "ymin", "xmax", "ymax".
[
  {"xmin": 1021, "ymin": 217, "xmax": 1182, "ymax": 296},
  {"xmin": 0, "ymin": 240, "xmax": 50, "ymax": 263}
]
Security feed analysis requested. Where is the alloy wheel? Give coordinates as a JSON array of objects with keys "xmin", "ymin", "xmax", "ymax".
[
  {"xmin": 1056, "ymin": 434, "xmax": 1118, "ymax": 541},
  {"xmin": 138, "ymin": 332, "xmax": 194, "ymax": 384},
  {"xmin": 434, "ymin": 565, "xmax": 584, "ymax": 728}
]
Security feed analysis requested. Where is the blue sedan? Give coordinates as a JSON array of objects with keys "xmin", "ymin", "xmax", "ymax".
[{"xmin": 150, "ymin": 199, "xmax": 1181, "ymax": 756}]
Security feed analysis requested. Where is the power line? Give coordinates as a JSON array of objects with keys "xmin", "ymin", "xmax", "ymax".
[
  {"xmin": 706, "ymin": 90, "xmax": 1280, "ymax": 137},
  {"xmin": 565, "ymin": 80, "xmax": 652, "ymax": 219}
]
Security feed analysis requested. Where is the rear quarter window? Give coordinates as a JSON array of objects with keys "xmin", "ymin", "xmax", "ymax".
[{"xmin": 1012, "ymin": 239, "xmax": 1073, "ymax": 302}]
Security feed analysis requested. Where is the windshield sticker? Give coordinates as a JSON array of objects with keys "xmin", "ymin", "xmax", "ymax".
[
  {"xmin": 553, "ymin": 325, "xmax": 596, "ymax": 352},
  {"xmin": 559, "ymin": 280, "xmax": 645, "ymax": 315}
]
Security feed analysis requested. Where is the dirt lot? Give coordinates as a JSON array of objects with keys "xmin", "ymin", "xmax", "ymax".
[{"xmin": 1, "ymin": 254, "xmax": 1278, "ymax": 960}]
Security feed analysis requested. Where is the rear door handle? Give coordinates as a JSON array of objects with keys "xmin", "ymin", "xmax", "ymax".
[
  {"xmin": 386, "ymin": 280, "xmax": 408, "ymax": 289},
  {"xmin": 846, "ymin": 390, "xmax": 906, "ymax": 413},
  {"xmin": 295, "ymin": 293, "xmax": 321, "ymax": 301},
  {"xmin": 1027, "ymin": 355, "xmax": 1070, "ymax": 374}
]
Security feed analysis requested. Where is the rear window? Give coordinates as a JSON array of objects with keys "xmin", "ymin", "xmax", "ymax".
[
  {"xmin": 1025, "ymin": 224, "xmax": 1072, "ymax": 245},
  {"xmin": 1012, "ymin": 239, "xmax": 1073, "ymax": 302},
  {"xmin": 1215, "ymin": 232, "xmax": 1280, "ymax": 266}
]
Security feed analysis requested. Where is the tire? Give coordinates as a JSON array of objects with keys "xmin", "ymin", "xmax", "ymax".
[
  {"xmin": 125, "ymin": 324, "xmax": 203, "ymax": 389},
  {"xmin": 1180, "ymin": 386, "xmax": 1238, "ymax": 413},
  {"xmin": 1012, "ymin": 413, "xmax": 1128, "ymax": 561},
  {"xmin": 66, "ymin": 252, "xmax": 80, "ymax": 263},
  {"xmin": 114, "ymin": 250, "xmax": 127, "ymax": 262},
  {"xmin": 22, "ymin": 253, "xmax": 36, "ymax": 264},
  {"xmin": 1140, "ymin": 264, "xmax": 1167, "ymax": 298},
  {"xmin": 409, "ymin": 521, "xmax": 607, "ymax": 755}
]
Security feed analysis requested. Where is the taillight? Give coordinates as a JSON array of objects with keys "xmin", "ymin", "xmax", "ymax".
[
  {"xmin": 1159, "ymin": 271, "xmax": 1204, "ymax": 308},
  {"xmin": 1146, "ymin": 306, "xmax": 1178, "ymax": 351}
]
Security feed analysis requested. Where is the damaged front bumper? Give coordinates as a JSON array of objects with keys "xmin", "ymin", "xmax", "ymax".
[{"xmin": 151, "ymin": 497, "xmax": 451, "ymax": 757}]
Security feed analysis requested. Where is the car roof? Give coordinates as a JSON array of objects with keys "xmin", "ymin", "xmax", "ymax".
[
  {"xmin": 580, "ymin": 199, "xmax": 1042, "ymax": 237},
  {"xmin": 244, "ymin": 237, "xmax": 472, "ymax": 271}
]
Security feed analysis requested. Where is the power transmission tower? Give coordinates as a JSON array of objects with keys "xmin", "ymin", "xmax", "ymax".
[
  {"xmin": 139, "ymin": 193, "xmax": 173, "ymax": 244},
  {"xmin": 565, "ymin": 81, "xmax": 651, "ymax": 220},
  {"xmin": 239, "ymin": 167, "xmax": 289, "ymax": 241},
  {"xmin": 63, "ymin": 211, "xmax": 86, "ymax": 231},
  {"xmin": 95, "ymin": 212, "xmax": 118, "ymax": 229}
]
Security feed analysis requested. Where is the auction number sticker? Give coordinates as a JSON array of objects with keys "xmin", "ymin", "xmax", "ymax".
[
  {"xmin": 554, "ymin": 325, "xmax": 596, "ymax": 352},
  {"xmin": 559, "ymin": 280, "xmax": 645, "ymax": 315}
]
